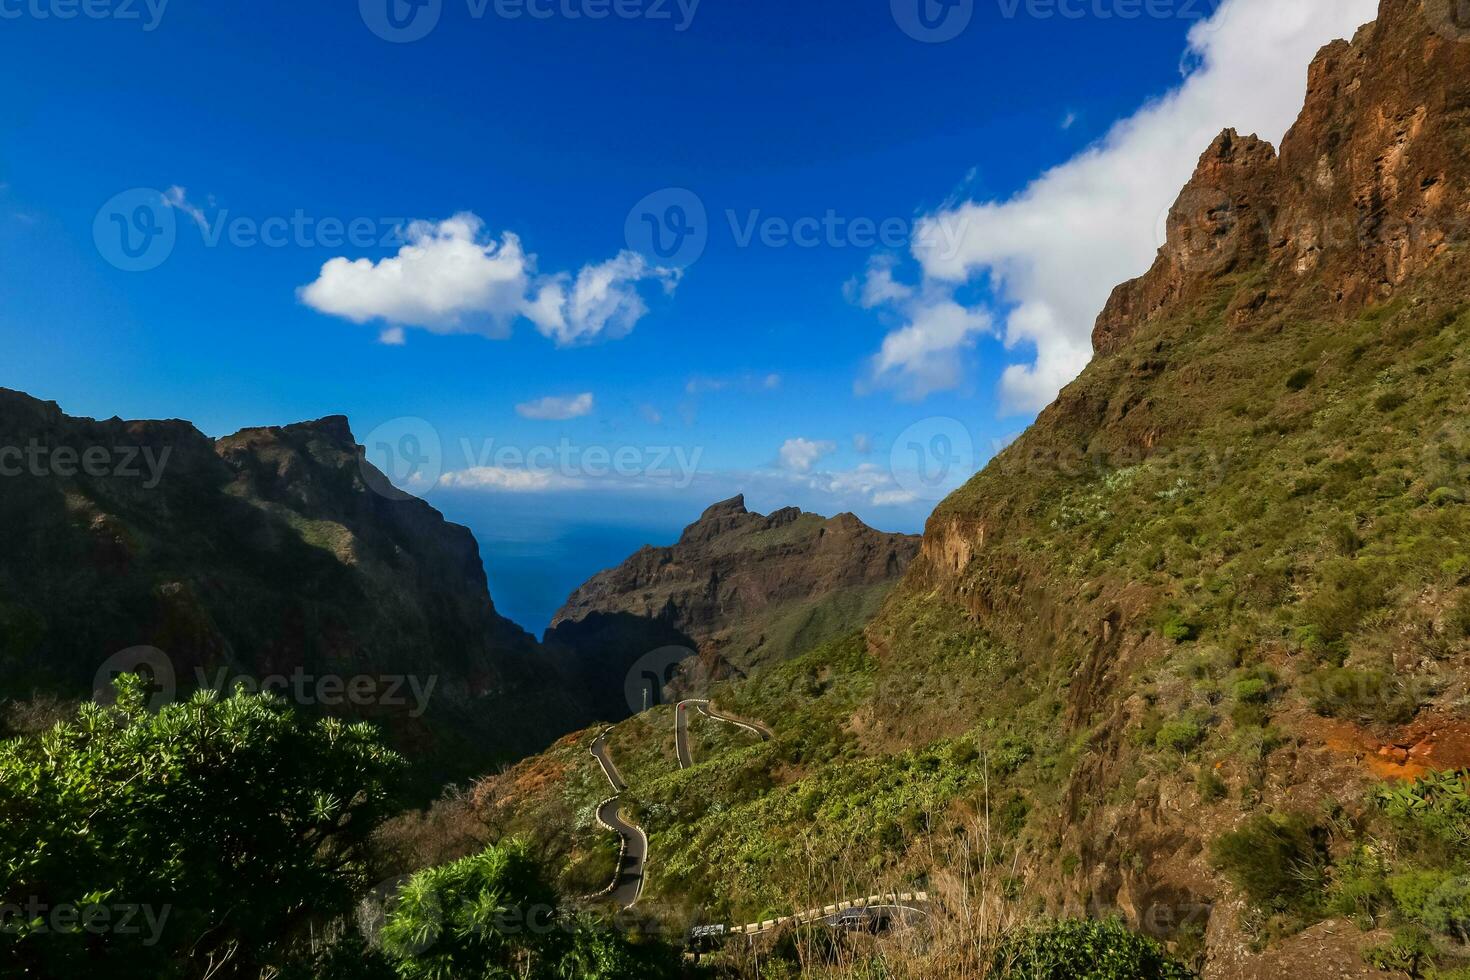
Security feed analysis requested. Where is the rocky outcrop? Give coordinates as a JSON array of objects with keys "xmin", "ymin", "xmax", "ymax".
[
  {"xmin": 0, "ymin": 388, "xmax": 579, "ymax": 789},
  {"xmin": 1095, "ymin": 0, "xmax": 1470, "ymax": 355},
  {"xmin": 545, "ymin": 495, "xmax": 919, "ymax": 718}
]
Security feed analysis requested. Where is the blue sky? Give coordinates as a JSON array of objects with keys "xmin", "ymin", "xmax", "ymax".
[{"xmin": 0, "ymin": 0, "xmax": 1378, "ymax": 630}]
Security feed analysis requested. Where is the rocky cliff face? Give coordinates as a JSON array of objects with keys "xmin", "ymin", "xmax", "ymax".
[
  {"xmin": 867, "ymin": 1, "xmax": 1470, "ymax": 973},
  {"xmin": 0, "ymin": 388, "xmax": 578, "ymax": 788},
  {"xmin": 1096, "ymin": 1, "xmax": 1470, "ymax": 356},
  {"xmin": 545, "ymin": 495, "xmax": 919, "ymax": 718}
]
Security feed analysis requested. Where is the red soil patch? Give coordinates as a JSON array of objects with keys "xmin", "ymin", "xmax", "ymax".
[{"xmin": 1310, "ymin": 713, "xmax": 1470, "ymax": 781}]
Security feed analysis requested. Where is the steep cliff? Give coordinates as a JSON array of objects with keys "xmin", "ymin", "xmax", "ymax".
[
  {"xmin": 0, "ymin": 388, "xmax": 579, "ymax": 787},
  {"xmin": 862, "ymin": 0, "xmax": 1470, "ymax": 971},
  {"xmin": 544, "ymin": 494, "xmax": 919, "ymax": 718}
]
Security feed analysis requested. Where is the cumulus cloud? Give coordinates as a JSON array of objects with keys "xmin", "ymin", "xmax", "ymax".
[
  {"xmin": 515, "ymin": 392, "xmax": 595, "ymax": 421},
  {"xmin": 299, "ymin": 213, "xmax": 677, "ymax": 347},
  {"xmin": 862, "ymin": 0, "xmax": 1379, "ymax": 414},
  {"xmin": 779, "ymin": 438, "xmax": 837, "ymax": 474},
  {"xmin": 524, "ymin": 251, "xmax": 680, "ymax": 347},
  {"xmin": 856, "ymin": 271, "xmax": 993, "ymax": 400}
]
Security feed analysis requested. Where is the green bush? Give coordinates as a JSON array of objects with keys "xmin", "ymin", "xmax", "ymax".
[
  {"xmin": 991, "ymin": 918, "xmax": 1195, "ymax": 979},
  {"xmin": 1285, "ymin": 368, "xmax": 1315, "ymax": 392},
  {"xmin": 1376, "ymin": 390, "xmax": 1409, "ymax": 412},
  {"xmin": 0, "ymin": 675, "xmax": 405, "ymax": 978},
  {"xmin": 1231, "ymin": 678, "xmax": 1271, "ymax": 704},
  {"xmin": 1156, "ymin": 719, "xmax": 1207, "ymax": 755},
  {"xmin": 1197, "ymin": 767, "xmax": 1227, "ymax": 804},
  {"xmin": 1210, "ymin": 813, "xmax": 1328, "ymax": 913},
  {"xmin": 1377, "ymin": 771, "xmax": 1470, "ymax": 849},
  {"xmin": 1161, "ymin": 615, "xmax": 1199, "ymax": 644},
  {"xmin": 1448, "ymin": 594, "xmax": 1470, "ymax": 638},
  {"xmin": 1304, "ymin": 667, "xmax": 1420, "ymax": 726},
  {"xmin": 379, "ymin": 840, "xmax": 682, "ymax": 979},
  {"xmin": 1388, "ymin": 870, "xmax": 1470, "ymax": 942}
]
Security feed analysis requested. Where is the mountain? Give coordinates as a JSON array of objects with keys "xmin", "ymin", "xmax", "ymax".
[
  {"xmin": 473, "ymin": 2, "xmax": 1470, "ymax": 973},
  {"xmin": 0, "ymin": 388, "xmax": 580, "ymax": 790},
  {"xmin": 861, "ymin": 0, "xmax": 1470, "ymax": 966},
  {"xmin": 543, "ymin": 494, "xmax": 919, "ymax": 719}
]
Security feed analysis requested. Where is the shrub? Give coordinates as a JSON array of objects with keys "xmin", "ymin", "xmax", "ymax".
[
  {"xmin": 1161, "ymin": 616, "xmax": 1200, "ymax": 644},
  {"xmin": 1364, "ymin": 927, "xmax": 1435, "ymax": 977},
  {"xmin": 1388, "ymin": 870, "xmax": 1470, "ymax": 942},
  {"xmin": 1377, "ymin": 771, "xmax": 1470, "ymax": 849},
  {"xmin": 1197, "ymin": 767, "xmax": 1227, "ymax": 804},
  {"xmin": 0, "ymin": 675, "xmax": 406, "ymax": 979},
  {"xmin": 1303, "ymin": 667, "xmax": 1420, "ymax": 726},
  {"xmin": 991, "ymin": 918, "xmax": 1195, "ymax": 979},
  {"xmin": 1448, "ymin": 593, "xmax": 1470, "ymax": 639},
  {"xmin": 1210, "ymin": 813, "xmax": 1328, "ymax": 913},
  {"xmin": 1232, "ymin": 678, "xmax": 1271, "ymax": 704},
  {"xmin": 379, "ymin": 840, "xmax": 681, "ymax": 979},
  {"xmin": 1376, "ymin": 390, "xmax": 1409, "ymax": 412},
  {"xmin": 1285, "ymin": 368, "xmax": 1315, "ymax": 392},
  {"xmin": 1156, "ymin": 719, "xmax": 1207, "ymax": 755}
]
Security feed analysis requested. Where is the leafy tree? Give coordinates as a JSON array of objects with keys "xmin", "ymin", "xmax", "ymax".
[
  {"xmin": 377, "ymin": 839, "xmax": 682, "ymax": 979},
  {"xmin": 0, "ymin": 674, "xmax": 405, "ymax": 978},
  {"xmin": 991, "ymin": 918, "xmax": 1195, "ymax": 979}
]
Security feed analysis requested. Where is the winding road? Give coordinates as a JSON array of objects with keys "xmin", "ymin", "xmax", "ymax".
[
  {"xmin": 675, "ymin": 699, "xmax": 775, "ymax": 770},
  {"xmin": 589, "ymin": 727, "xmax": 647, "ymax": 909},
  {"xmin": 590, "ymin": 706, "xmax": 930, "ymax": 946}
]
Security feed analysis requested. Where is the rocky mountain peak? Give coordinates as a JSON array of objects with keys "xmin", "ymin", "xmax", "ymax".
[{"xmin": 1094, "ymin": 0, "xmax": 1470, "ymax": 356}]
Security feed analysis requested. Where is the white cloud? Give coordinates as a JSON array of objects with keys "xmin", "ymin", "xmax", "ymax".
[
  {"xmin": 685, "ymin": 373, "xmax": 783, "ymax": 396},
  {"xmin": 779, "ymin": 438, "xmax": 837, "ymax": 474},
  {"xmin": 162, "ymin": 186, "xmax": 209, "ymax": 232},
  {"xmin": 515, "ymin": 392, "xmax": 595, "ymax": 421},
  {"xmin": 863, "ymin": 0, "xmax": 1379, "ymax": 414},
  {"xmin": 436, "ymin": 467, "xmax": 585, "ymax": 492},
  {"xmin": 523, "ymin": 251, "xmax": 680, "ymax": 347},
  {"xmin": 858, "ymin": 272, "xmax": 993, "ymax": 401},
  {"xmin": 299, "ymin": 214, "xmax": 677, "ymax": 347}
]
